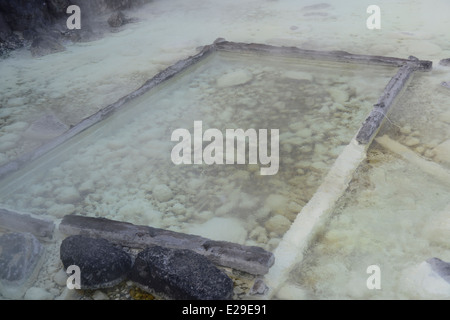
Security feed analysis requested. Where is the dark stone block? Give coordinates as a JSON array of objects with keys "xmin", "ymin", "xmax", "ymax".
[
  {"xmin": 60, "ymin": 235, "xmax": 132, "ymax": 289},
  {"xmin": 0, "ymin": 0, "xmax": 152, "ymax": 56},
  {"xmin": 22, "ymin": 29, "xmax": 39, "ymax": 41},
  {"xmin": 0, "ymin": 33, "xmax": 24, "ymax": 57},
  {"xmin": 130, "ymin": 246, "xmax": 234, "ymax": 300}
]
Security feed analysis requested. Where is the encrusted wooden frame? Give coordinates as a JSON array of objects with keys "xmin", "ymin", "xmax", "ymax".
[{"xmin": 0, "ymin": 38, "xmax": 432, "ymax": 180}]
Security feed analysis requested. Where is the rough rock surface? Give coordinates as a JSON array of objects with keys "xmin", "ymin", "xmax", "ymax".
[
  {"xmin": 0, "ymin": 0, "xmax": 150, "ymax": 29},
  {"xmin": 60, "ymin": 235, "xmax": 132, "ymax": 289},
  {"xmin": 130, "ymin": 246, "xmax": 234, "ymax": 300},
  {"xmin": 30, "ymin": 35, "xmax": 66, "ymax": 57},
  {"xmin": 0, "ymin": 0, "xmax": 54, "ymax": 32},
  {"xmin": 0, "ymin": 232, "xmax": 44, "ymax": 299},
  {"xmin": 0, "ymin": 0, "xmax": 152, "ymax": 56},
  {"xmin": 0, "ymin": 11, "xmax": 23, "ymax": 56},
  {"xmin": 107, "ymin": 11, "xmax": 126, "ymax": 27}
]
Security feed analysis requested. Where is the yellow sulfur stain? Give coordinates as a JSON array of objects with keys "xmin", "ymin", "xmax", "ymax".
[{"xmin": 129, "ymin": 287, "xmax": 155, "ymax": 300}]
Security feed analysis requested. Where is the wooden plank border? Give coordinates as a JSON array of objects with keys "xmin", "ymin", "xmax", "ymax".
[
  {"xmin": 355, "ymin": 63, "xmax": 417, "ymax": 144},
  {"xmin": 0, "ymin": 43, "xmax": 216, "ymax": 180},
  {"xmin": 59, "ymin": 215, "xmax": 275, "ymax": 276},
  {"xmin": 0, "ymin": 208, "xmax": 55, "ymax": 239},
  {"xmin": 213, "ymin": 40, "xmax": 432, "ymax": 70}
]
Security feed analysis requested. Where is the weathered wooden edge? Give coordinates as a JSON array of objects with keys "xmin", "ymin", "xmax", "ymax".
[
  {"xmin": 355, "ymin": 63, "xmax": 417, "ymax": 144},
  {"xmin": 0, "ymin": 44, "xmax": 216, "ymax": 181},
  {"xmin": 59, "ymin": 215, "xmax": 275, "ymax": 276},
  {"xmin": 0, "ymin": 208, "xmax": 55, "ymax": 239},
  {"xmin": 213, "ymin": 40, "xmax": 433, "ymax": 70}
]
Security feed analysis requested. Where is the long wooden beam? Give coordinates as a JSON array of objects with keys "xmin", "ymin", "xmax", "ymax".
[
  {"xmin": 213, "ymin": 40, "xmax": 432, "ymax": 70},
  {"xmin": 0, "ymin": 208, "xmax": 55, "ymax": 239},
  {"xmin": 59, "ymin": 215, "xmax": 275, "ymax": 276}
]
